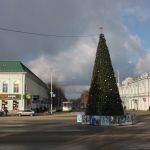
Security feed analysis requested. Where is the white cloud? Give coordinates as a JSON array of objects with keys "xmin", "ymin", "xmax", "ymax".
[
  {"xmin": 26, "ymin": 10, "xmax": 148, "ymax": 99},
  {"xmin": 123, "ymin": 6, "xmax": 150, "ymax": 23},
  {"xmin": 135, "ymin": 52, "xmax": 150, "ymax": 75},
  {"xmin": 27, "ymin": 37, "xmax": 97, "ymax": 99},
  {"xmin": 66, "ymin": 85, "xmax": 90, "ymax": 99},
  {"xmin": 1, "ymin": 0, "xmax": 150, "ymax": 99},
  {"xmin": 27, "ymin": 23, "xmax": 146, "ymax": 99}
]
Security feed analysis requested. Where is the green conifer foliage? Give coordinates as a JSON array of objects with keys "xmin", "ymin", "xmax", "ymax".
[{"xmin": 85, "ymin": 34, "xmax": 124, "ymax": 116}]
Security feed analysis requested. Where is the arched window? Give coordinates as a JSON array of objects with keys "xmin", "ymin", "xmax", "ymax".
[
  {"xmin": 2, "ymin": 81, "xmax": 8, "ymax": 93},
  {"xmin": 13, "ymin": 81, "xmax": 19, "ymax": 93}
]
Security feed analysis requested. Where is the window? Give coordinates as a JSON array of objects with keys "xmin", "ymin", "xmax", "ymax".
[
  {"xmin": 13, "ymin": 82, "xmax": 19, "ymax": 93},
  {"xmin": 2, "ymin": 82, "xmax": 8, "ymax": 93},
  {"xmin": 1, "ymin": 64, "xmax": 6, "ymax": 70}
]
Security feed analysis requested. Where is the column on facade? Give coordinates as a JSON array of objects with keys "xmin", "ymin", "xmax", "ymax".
[{"xmin": 8, "ymin": 100, "xmax": 13, "ymax": 111}]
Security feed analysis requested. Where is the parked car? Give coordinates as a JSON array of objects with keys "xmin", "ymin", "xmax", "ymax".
[{"xmin": 17, "ymin": 109, "xmax": 35, "ymax": 116}]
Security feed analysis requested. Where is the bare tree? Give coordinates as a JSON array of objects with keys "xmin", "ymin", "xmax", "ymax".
[
  {"xmin": 70, "ymin": 98, "xmax": 80, "ymax": 107},
  {"xmin": 80, "ymin": 90, "xmax": 89, "ymax": 107},
  {"xmin": 47, "ymin": 82, "xmax": 67, "ymax": 107}
]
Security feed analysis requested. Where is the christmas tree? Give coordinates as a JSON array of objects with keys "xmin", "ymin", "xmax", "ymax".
[{"xmin": 85, "ymin": 33, "xmax": 124, "ymax": 116}]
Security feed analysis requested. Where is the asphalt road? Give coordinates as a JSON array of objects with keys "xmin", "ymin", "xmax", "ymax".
[{"xmin": 0, "ymin": 109, "xmax": 150, "ymax": 150}]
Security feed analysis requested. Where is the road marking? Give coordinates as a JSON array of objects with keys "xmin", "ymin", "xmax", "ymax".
[
  {"xmin": 0, "ymin": 130, "xmax": 27, "ymax": 132},
  {"xmin": 0, "ymin": 124, "xmax": 26, "ymax": 127}
]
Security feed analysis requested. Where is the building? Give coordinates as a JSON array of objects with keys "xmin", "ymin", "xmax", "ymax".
[
  {"xmin": 0, "ymin": 61, "xmax": 49, "ymax": 112},
  {"xmin": 118, "ymin": 72, "xmax": 150, "ymax": 111}
]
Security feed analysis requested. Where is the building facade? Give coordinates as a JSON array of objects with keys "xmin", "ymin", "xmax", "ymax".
[
  {"xmin": 0, "ymin": 61, "xmax": 49, "ymax": 111},
  {"xmin": 118, "ymin": 72, "xmax": 150, "ymax": 111}
]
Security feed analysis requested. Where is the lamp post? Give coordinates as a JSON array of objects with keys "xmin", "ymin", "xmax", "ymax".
[
  {"xmin": 114, "ymin": 69, "xmax": 120, "ymax": 86},
  {"xmin": 50, "ymin": 68, "xmax": 62, "ymax": 114}
]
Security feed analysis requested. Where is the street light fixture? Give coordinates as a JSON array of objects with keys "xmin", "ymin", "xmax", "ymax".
[
  {"xmin": 50, "ymin": 68, "xmax": 62, "ymax": 114},
  {"xmin": 114, "ymin": 69, "xmax": 120, "ymax": 86}
]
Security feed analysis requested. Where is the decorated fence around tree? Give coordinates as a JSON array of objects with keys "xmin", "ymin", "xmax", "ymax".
[
  {"xmin": 80, "ymin": 31, "xmax": 137, "ymax": 126},
  {"xmin": 77, "ymin": 113, "xmax": 137, "ymax": 126}
]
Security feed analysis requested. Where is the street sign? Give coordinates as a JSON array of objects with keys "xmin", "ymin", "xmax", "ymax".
[{"xmin": 53, "ymin": 94, "xmax": 56, "ymax": 97}]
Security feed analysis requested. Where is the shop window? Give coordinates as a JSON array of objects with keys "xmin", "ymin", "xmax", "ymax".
[
  {"xmin": 2, "ymin": 82, "xmax": 8, "ymax": 93},
  {"xmin": 2, "ymin": 100, "xmax": 8, "ymax": 110},
  {"xmin": 13, "ymin": 82, "xmax": 19, "ymax": 93},
  {"xmin": 13, "ymin": 100, "xmax": 19, "ymax": 110}
]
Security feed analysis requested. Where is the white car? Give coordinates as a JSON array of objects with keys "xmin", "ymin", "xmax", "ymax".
[{"xmin": 17, "ymin": 109, "xmax": 35, "ymax": 116}]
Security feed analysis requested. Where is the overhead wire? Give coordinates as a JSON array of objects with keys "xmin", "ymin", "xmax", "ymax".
[{"xmin": 0, "ymin": 27, "xmax": 99, "ymax": 38}]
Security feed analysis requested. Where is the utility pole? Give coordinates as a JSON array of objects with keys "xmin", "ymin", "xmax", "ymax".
[
  {"xmin": 50, "ymin": 68, "xmax": 62, "ymax": 114},
  {"xmin": 114, "ymin": 69, "xmax": 120, "ymax": 86}
]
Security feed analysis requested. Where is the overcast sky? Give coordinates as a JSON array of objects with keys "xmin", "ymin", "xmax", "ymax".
[{"xmin": 0, "ymin": 0, "xmax": 150, "ymax": 99}]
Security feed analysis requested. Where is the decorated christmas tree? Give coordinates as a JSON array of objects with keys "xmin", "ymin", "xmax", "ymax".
[{"xmin": 85, "ymin": 32, "xmax": 124, "ymax": 116}]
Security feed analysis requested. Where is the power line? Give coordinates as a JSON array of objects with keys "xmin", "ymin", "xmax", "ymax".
[{"xmin": 0, "ymin": 27, "xmax": 99, "ymax": 38}]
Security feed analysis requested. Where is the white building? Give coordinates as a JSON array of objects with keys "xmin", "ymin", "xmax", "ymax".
[
  {"xmin": 118, "ymin": 72, "xmax": 150, "ymax": 111},
  {"xmin": 0, "ymin": 61, "xmax": 49, "ymax": 112}
]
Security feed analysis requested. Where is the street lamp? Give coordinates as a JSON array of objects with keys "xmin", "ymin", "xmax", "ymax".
[
  {"xmin": 50, "ymin": 68, "xmax": 62, "ymax": 114},
  {"xmin": 114, "ymin": 69, "xmax": 120, "ymax": 86}
]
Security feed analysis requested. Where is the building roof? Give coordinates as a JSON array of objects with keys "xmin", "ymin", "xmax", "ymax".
[
  {"xmin": 0, "ymin": 61, "xmax": 25, "ymax": 72},
  {"xmin": 0, "ymin": 61, "xmax": 48, "ymax": 89}
]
